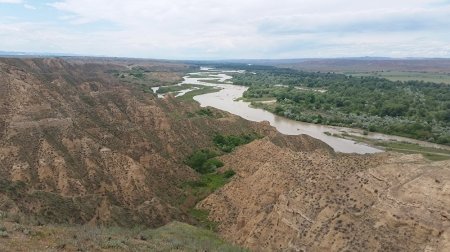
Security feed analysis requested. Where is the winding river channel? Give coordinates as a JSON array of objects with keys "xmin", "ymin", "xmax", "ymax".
[{"xmin": 154, "ymin": 68, "xmax": 449, "ymax": 154}]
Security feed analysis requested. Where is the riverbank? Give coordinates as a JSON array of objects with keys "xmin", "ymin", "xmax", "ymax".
[
  {"xmin": 328, "ymin": 132, "xmax": 450, "ymax": 161},
  {"xmin": 152, "ymin": 68, "xmax": 450, "ymax": 158}
]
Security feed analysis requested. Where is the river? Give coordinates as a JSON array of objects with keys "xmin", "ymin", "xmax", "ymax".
[
  {"xmin": 153, "ymin": 69, "xmax": 450, "ymax": 154},
  {"xmin": 152, "ymin": 69, "xmax": 384, "ymax": 153}
]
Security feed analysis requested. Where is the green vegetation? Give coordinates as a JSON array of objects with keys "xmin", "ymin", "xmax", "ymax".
[
  {"xmin": 140, "ymin": 221, "xmax": 247, "ymax": 251},
  {"xmin": 223, "ymin": 169, "xmax": 236, "ymax": 178},
  {"xmin": 186, "ymin": 108, "xmax": 221, "ymax": 119},
  {"xmin": 195, "ymin": 108, "xmax": 214, "ymax": 117},
  {"xmin": 199, "ymin": 79, "xmax": 225, "ymax": 84},
  {"xmin": 0, "ymin": 179, "xmax": 26, "ymax": 200},
  {"xmin": 231, "ymin": 67, "xmax": 450, "ymax": 145},
  {"xmin": 182, "ymin": 132, "xmax": 258, "ymax": 230},
  {"xmin": 377, "ymin": 141, "xmax": 450, "ymax": 161},
  {"xmin": 188, "ymin": 209, "xmax": 217, "ymax": 231},
  {"xmin": 188, "ymin": 74, "xmax": 217, "ymax": 78},
  {"xmin": 176, "ymin": 86, "xmax": 220, "ymax": 101},
  {"xmin": 185, "ymin": 172, "xmax": 235, "ymax": 198},
  {"xmin": 129, "ymin": 67, "xmax": 145, "ymax": 79},
  {"xmin": 0, "ymin": 220, "xmax": 246, "ymax": 251},
  {"xmin": 109, "ymin": 66, "xmax": 191, "ymax": 94},
  {"xmin": 349, "ymin": 71, "xmax": 450, "ymax": 84},
  {"xmin": 332, "ymin": 133, "xmax": 450, "ymax": 161},
  {"xmin": 184, "ymin": 149, "xmax": 223, "ymax": 174},
  {"xmin": 213, "ymin": 133, "xmax": 261, "ymax": 152},
  {"xmin": 156, "ymin": 84, "xmax": 203, "ymax": 94},
  {"xmin": 184, "ymin": 133, "xmax": 261, "ymax": 174},
  {"xmin": 182, "ymin": 133, "xmax": 257, "ymax": 220},
  {"xmin": 238, "ymin": 97, "xmax": 277, "ymax": 103},
  {"xmin": 184, "ymin": 171, "xmax": 236, "ymax": 230}
]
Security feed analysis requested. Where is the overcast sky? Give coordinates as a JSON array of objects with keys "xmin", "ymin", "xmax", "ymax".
[{"xmin": 1, "ymin": 0, "xmax": 450, "ymax": 59}]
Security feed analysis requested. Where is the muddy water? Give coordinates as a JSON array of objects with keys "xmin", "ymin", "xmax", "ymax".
[
  {"xmin": 156, "ymin": 70, "xmax": 447, "ymax": 154},
  {"xmin": 179, "ymin": 71, "xmax": 383, "ymax": 154}
]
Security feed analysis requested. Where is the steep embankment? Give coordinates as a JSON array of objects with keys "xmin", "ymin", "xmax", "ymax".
[
  {"xmin": 199, "ymin": 139, "xmax": 450, "ymax": 251},
  {"xmin": 0, "ymin": 58, "xmax": 272, "ymax": 227}
]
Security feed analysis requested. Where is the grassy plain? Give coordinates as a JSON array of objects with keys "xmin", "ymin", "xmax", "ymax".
[{"xmin": 348, "ymin": 71, "xmax": 450, "ymax": 84}]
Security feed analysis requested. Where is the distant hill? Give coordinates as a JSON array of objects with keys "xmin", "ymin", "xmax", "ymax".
[
  {"xmin": 216, "ymin": 58, "xmax": 450, "ymax": 73},
  {"xmin": 0, "ymin": 51, "xmax": 81, "ymax": 57}
]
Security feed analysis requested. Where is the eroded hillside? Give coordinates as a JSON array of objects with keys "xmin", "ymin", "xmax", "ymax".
[
  {"xmin": 1, "ymin": 58, "xmax": 449, "ymax": 252},
  {"xmin": 0, "ymin": 58, "xmax": 279, "ymax": 227},
  {"xmin": 199, "ymin": 139, "xmax": 450, "ymax": 251}
]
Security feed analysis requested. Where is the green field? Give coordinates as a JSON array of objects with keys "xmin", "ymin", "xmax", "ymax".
[{"xmin": 349, "ymin": 71, "xmax": 450, "ymax": 84}]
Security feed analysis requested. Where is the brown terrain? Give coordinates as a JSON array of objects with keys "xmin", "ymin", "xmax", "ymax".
[
  {"xmin": 199, "ymin": 139, "xmax": 450, "ymax": 251},
  {"xmin": 0, "ymin": 58, "xmax": 449, "ymax": 251},
  {"xmin": 0, "ymin": 57, "xmax": 272, "ymax": 228}
]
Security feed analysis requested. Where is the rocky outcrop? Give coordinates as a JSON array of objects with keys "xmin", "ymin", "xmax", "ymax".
[
  {"xmin": 0, "ymin": 58, "xmax": 265, "ymax": 227},
  {"xmin": 199, "ymin": 139, "xmax": 450, "ymax": 251}
]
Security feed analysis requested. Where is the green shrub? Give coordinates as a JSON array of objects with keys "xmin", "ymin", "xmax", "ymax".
[
  {"xmin": 223, "ymin": 170, "xmax": 236, "ymax": 178},
  {"xmin": 196, "ymin": 108, "xmax": 214, "ymax": 117},
  {"xmin": 213, "ymin": 133, "xmax": 260, "ymax": 153},
  {"xmin": 184, "ymin": 149, "xmax": 221, "ymax": 174},
  {"xmin": 203, "ymin": 159, "xmax": 224, "ymax": 171}
]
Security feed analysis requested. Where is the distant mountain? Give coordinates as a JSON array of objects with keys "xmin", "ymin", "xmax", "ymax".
[
  {"xmin": 210, "ymin": 57, "xmax": 450, "ymax": 66},
  {"xmin": 0, "ymin": 51, "xmax": 80, "ymax": 57},
  {"xmin": 281, "ymin": 58, "xmax": 450, "ymax": 73}
]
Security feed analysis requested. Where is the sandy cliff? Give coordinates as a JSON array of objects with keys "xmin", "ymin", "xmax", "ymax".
[{"xmin": 199, "ymin": 139, "xmax": 450, "ymax": 251}]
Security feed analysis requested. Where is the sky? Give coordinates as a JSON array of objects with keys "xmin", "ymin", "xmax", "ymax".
[{"xmin": 1, "ymin": 0, "xmax": 450, "ymax": 59}]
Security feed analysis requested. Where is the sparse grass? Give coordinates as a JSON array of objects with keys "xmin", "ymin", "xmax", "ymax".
[
  {"xmin": 0, "ymin": 180, "xmax": 26, "ymax": 200},
  {"xmin": 376, "ymin": 141, "xmax": 450, "ymax": 161},
  {"xmin": 176, "ymin": 86, "xmax": 220, "ymax": 101},
  {"xmin": 186, "ymin": 108, "xmax": 222, "ymax": 119},
  {"xmin": 0, "ymin": 230, "xmax": 8, "ymax": 238},
  {"xmin": 190, "ymin": 172, "xmax": 234, "ymax": 192},
  {"xmin": 335, "ymin": 133, "xmax": 450, "ymax": 161},
  {"xmin": 196, "ymin": 108, "xmax": 214, "ymax": 117},
  {"xmin": 184, "ymin": 171, "xmax": 236, "ymax": 231},
  {"xmin": 156, "ymin": 84, "xmax": 203, "ymax": 94},
  {"xmin": 0, "ymin": 220, "xmax": 247, "ymax": 251},
  {"xmin": 188, "ymin": 209, "xmax": 218, "ymax": 231},
  {"xmin": 239, "ymin": 96, "xmax": 277, "ymax": 102},
  {"xmin": 139, "ymin": 221, "xmax": 247, "ymax": 251},
  {"xmin": 184, "ymin": 171, "xmax": 233, "ymax": 199},
  {"xmin": 199, "ymin": 79, "xmax": 224, "ymax": 84},
  {"xmin": 188, "ymin": 74, "xmax": 218, "ymax": 78}
]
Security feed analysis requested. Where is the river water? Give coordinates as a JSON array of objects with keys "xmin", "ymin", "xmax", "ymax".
[
  {"xmin": 153, "ymin": 69, "xmax": 449, "ymax": 154},
  {"xmin": 180, "ymin": 70, "xmax": 382, "ymax": 154}
]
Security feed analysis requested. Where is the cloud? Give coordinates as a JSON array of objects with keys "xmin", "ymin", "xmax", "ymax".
[
  {"xmin": 258, "ymin": 6, "xmax": 450, "ymax": 35},
  {"xmin": 23, "ymin": 4, "xmax": 36, "ymax": 10},
  {"xmin": 0, "ymin": 0, "xmax": 22, "ymax": 3},
  {"xmin": 2, "ymin": 0, "xmax": 450, "ymax": 58}
]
